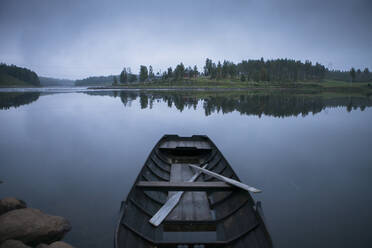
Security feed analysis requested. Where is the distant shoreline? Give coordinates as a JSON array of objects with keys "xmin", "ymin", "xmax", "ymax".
[
  {"xmin": 87, "ymin": 80, "xmax": 372, "ymax": 94},
  {"xmin": 89, "ymin": 86, "xmax": 274, "ymax": 91},
  {"xmin": 1, "ymin": 80, "xmax": 371, "ymax": 96}
]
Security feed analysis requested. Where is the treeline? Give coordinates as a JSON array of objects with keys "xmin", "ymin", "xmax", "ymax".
[
  {"xmin": 0, "ymin": 63, "xmax": 40, "ymax": 86},
  {"xmin": 205, "ymin": 58, "xmax": 326, "ymax": 82},
  {"xmin": 75, "ymin": 75, "xmax": 120, "ymax": 86},
  {"xmin": 118, "ymin": 67, "xmax": 138, "ymax": 84},
  {"xmin": 118, "ymin": 63, "xmax": 199, "ymax": 83},
  {"xmin": 39, "ymin": 76, "xmax": 74, "ymax": 86},
  {"xmin": 76, "ymin": 59, "xmax": 372, "ymax": 86},
  {"xmin": 327, "ymin": 68, "xmax": 372, "ymax": 82},
  {"xmin": 118, "ymin": 58, "xmax": 328, "ymax": 83}
]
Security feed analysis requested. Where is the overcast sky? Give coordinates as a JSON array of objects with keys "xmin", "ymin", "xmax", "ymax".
[{"xmin": 0, "ymin": 0, "xmax": 371, "ymax": 79}]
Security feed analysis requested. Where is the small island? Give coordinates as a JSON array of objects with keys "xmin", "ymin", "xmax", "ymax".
[
  {"xmin": 80, "ymin": 58, "xmax": 372, "ymax": 95},
  {"xmin": 1, "ymin": 58, "xmax": 371, "ymax": 97}
]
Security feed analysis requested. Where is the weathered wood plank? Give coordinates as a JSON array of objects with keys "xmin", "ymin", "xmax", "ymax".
[
  {"xmin": 136, "ymin": 181, "xmax": 233, "ymax": 191},
  {"xmin": 167, "ymin": 164, "xmax": 183, "ymax": 220},
  {"xmin": 146, "ymin": 160, "xmax": 170, "ymax": 181},
  {"xmin": 192, "ymin": 180, "xmax": 212, "ymax": 221},
  {"xmin": 167, "ymin": 164, "xmax": 212, "ymax": 222},
  {"xmin": 179, "ymin": 165, "xmax": 194, "ymax": 221},
  {"xmin": 167, "ymin": 164, "xmax": 192, "ymax": 221},
  {"xmin": 149, "ymin": 164, "xmax": 206, "ymax": 226},
  {"xmin": 159, "ymin": 140, "xmax": 211, "ymax": 149}
]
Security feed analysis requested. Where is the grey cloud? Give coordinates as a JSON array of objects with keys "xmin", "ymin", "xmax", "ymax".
[{"xmin": 0, "ymin": 0, "xmax": 371, "ymax": 79}]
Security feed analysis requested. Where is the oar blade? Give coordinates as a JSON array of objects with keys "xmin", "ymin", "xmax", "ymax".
[
  {"xmin": 187, "ymin": 164, "xmax": 262, "ymax": 193},
  {"xmin": 149, "ymin": 192, "xmax": 182, "ymax": 226},
  {"xmin": 148, "ymin": 163, "xmax": 209, "ymax": 227}
]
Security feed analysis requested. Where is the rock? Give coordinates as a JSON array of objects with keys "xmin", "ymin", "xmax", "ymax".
[
  {"xmin": 49, "ymin": 242, "xmax": 74, "ymax": 248},
  {"xmin": 35, "ymin": 241, "xmax": 75, "ymax": 248},
  {"xmin": 35, "ymin": 245, "xmax": 49, "ymax": 248},
  {"xmin": 0, "ymin": 240, "xmax": 31, "ymax": 248},
  {"xmin": 0, "ymin": 198, "xmax": 27, "ymax": 215},
  {"xmin": 0, "ymin": 208, "xmax": 71, "ymax": 246}
]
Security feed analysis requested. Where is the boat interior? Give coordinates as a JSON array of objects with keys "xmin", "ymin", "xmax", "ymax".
[{"xmin": 116, "ymin": 135, "xmax": 272, "ymax": 248}]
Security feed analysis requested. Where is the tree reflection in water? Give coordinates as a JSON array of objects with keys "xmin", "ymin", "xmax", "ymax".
[
  {"xmin": 0, "ymin": 92, "xmax": 40, "ymax": 110},
  {"xmin": 111, "ymin": 91, "xmax": 372, "ymax": 117},
  {"xmin": 3, "ymin": 90, "xmax": 370, "ymax": 117}
]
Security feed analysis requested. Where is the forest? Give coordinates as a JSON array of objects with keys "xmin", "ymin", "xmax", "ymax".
[
  {"xmin": 326, "ymin": 68, "xmax": 371, "ymax": 82},
  {"xmin": 73, "ymin": 58, "xmax": 372, "ymax": 86},
  {"xmin": 75, "ymin": 75, "xmax": 120, "ymax": 86},
  {"xmin": 39, "ymin": 76, "xmax": 74, "ymax": 86},
  {"xmin": 116, "ymin": 58, "xmax": 372, "ymax": 84},
  {"xmin": 0, "ymin": 63, "xmax": 40, "ymax": 86}
]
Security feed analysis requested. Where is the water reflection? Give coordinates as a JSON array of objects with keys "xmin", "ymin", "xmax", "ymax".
[
  {"xmin": 0, "ymin": 92, "xmax": 40, "ymax": 110},
  {"xmin": 1, "ymin": 90, "xmax": 371, "ymax": 117},
  {"xmin": 89, "ymin": 91, "xmax": 372, "ymax": 117}
]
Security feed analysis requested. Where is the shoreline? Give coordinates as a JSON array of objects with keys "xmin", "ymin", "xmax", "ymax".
[
  {"xmin": 0, "ymin": 82, "xmax": 371, "ymax": 96},
  {"xmin": 87, "ymin": 84, "xmax": 372, "ymax": 96}
]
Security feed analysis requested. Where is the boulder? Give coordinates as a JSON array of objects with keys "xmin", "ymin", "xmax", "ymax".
[
  {"xmin": 49, "ymin": 242, "xmax": 74, "ymax": 248},
  {"xmin": 36, "ymin": 241, "xmax": 75, "ymax": 248},
  {"xmin": 35, "ymin": 245, "xmax": 49, "ymax": 248},
  {"xmin": 0, "ymin": 208, "xmax": 71, "ymax": 245},
  {"xmin": 0, "ymin": 240, "xmax": 31, "ymax": 248},
  {"xmin": 0, "ymin": 198, "xmax": 27, "ymax": 215}
]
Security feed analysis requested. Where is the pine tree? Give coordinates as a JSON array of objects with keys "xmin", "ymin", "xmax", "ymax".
[
  {"xmin": 363, "ymin": 68, "xmax": 370, "ymax": 82},
  {"xmin": 350, "ymin": 68, "xmax": 356, "ymax": 82},
  {"xmin": 139, "ymin": 65, "xmax": 148, "ymax": 82},
  {"xmin": 149, "ymin": 65, "xmax": 155, "ymax": 81},
  {"xmin": 240, "ymin": 74, "xmax": 246, "ymax": 82},
  {"xmin": 204, "ymin": 58, "xmax": 213, "ymax": 76},
  {"xmin": 120, "ymin": 68, "xmax": 128, "ymax": 83},
  {"xmin": 210, "ymin": 63, "xmax": 217, "ymax": 79},
  {"xmin": 174, "ymin": 63, "xmax": 185, "ymax": 80},
  {"xmin": 222, "ymin": 60, "xmax": 229, "ymax": 79},
  {"xmin": 216, "ymin": 61, "xmax": 222, "ymax": 80},
  {"xmin": 167, "ymin": 67, "xmax": 173, "ymax": 79},
  {"xmin": 193, "ymin": 65, "xmax": 198, "ymax": 78}
]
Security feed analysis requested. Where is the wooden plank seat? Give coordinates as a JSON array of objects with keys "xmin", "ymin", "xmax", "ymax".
[{"xmin": 136, "ymin": 181, "xmax": 234, "ymax": 191}]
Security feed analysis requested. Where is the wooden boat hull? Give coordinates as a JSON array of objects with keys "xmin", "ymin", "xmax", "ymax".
[{"xmin": 115, "ymin": 135, "xmax": 273, "ymax": 248}]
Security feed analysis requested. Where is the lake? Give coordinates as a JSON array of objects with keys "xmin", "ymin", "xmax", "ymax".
[{"xmin": 1, "ymin": 89, "xmax": 372, "ymax": 248}]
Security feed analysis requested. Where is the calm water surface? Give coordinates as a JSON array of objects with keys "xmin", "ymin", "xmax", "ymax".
[{"xmin": 0, "ymin": 90, "xmax": 371, "ymax": 248}]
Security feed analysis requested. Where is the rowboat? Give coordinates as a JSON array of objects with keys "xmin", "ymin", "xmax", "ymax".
[{"xmin": 115, "ymin": 135, "xmax": 273, "ymax": 248}]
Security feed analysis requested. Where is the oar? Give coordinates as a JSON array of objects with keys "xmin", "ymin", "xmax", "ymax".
[
  {"xmin": 149, "ymin": 163, "xmax": 208, "ymax": 227},
  {"xmin": 187, "ymin": 164, "xmax": 262, "ymax": 193}
]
